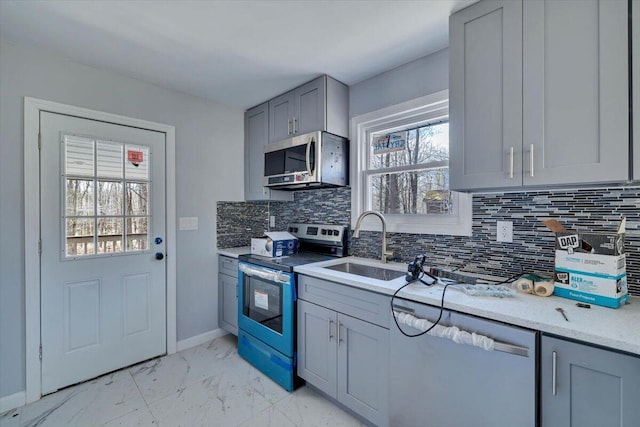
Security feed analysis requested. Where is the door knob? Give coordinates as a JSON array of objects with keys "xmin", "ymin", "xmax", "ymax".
[{"xmin": 155, "ymin": 252, "xmax": 164, "ymax": 260}]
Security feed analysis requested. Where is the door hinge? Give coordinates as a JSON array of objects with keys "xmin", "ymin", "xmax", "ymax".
[
  {"xmin": 38, "ymin": 239, "xmax": 42, "ymax": 255},
  {"xmin": 39, "ymin": 344, "xmax": 42, "ymax": 360},
  {"xmin": 38, "ymin": 132, "xmax": 41, "ymax": 150}
]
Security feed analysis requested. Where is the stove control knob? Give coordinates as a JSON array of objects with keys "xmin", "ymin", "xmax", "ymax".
[
  {"xmin": 321, "ymin": 229, "xmax": 327, "ymax": 235},
  {"xmin": 334, "ymin": 230, "xmax": 340, "ymax": 236}
]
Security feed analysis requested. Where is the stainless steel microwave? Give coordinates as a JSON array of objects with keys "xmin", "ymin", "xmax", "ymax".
[{"xmin": 264, "ymin": 131, "xmax": 348, "ymax": 190}]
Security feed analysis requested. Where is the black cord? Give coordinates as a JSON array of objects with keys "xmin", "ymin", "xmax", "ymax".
[{"xmin": 390, "ymin": 268, "xmax": 451, "ymax": 338}]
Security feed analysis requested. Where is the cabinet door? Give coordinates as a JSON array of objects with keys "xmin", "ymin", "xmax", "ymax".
[
  {"xmin": 269, "ymin": 91, "xmax": 295, "ymax": 143},
  {"xmin": 337, "ymin": 313, "xmax": 389, "ymax": 427},
  {"xmin": 449, "ymin": 0, "xmax": 523, "ymax": 190},
  {"xmin": 294, "ymin": 77, "xmax": 326, "ymax": 136},
  {"xmin": 218, "ymin": 273, "xmax": 238, "ymax": 335},
  {"xmin": 523, "ymin": 0, "xmax": 629, "ymax": 185},
  {"xmin": 297, "ymin": 300, "xmax": 338, "ymax": 398},
  {"xmin": 541, "ymin": 335, "xmax": 640, "ymax": 427},
  {"xmin": 245, "ymin": 103, "xmax": 292, "ymax": 201},
  {"xmin": 245, "ymin": 103, "xmax": 269, "ymax": 200},
  {"xmin": 634, "ymin": 0, "xmax": 640, "ymax": 181}
]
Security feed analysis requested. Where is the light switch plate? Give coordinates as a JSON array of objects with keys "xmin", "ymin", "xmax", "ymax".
[{"xmin": 179, "ymin": 217, "xmax": 198, "ymax": 231}]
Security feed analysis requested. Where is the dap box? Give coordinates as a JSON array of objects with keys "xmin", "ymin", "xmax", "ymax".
[
  {"xmin": 543, "ymin": 218, "xmax": 628, "ymax": 308},
  {"xmin": 251, "ymin": 231, "xmax": 298, "ymax": 258}
]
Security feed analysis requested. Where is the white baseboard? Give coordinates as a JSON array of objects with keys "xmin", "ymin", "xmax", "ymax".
[
  {"xmin": 176, "ymin": 328, "xmax": 228, "ymax": 352},
  {"xmin": 0, "ymin": 390, "xmax": 26, "ymax": 414}
]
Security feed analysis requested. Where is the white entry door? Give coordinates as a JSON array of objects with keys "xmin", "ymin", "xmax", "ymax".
[{"xmin": 40, "ymin": 111, "xmax": 167, "ymax": 394}]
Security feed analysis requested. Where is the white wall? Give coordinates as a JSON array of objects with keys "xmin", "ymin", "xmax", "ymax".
[
  {"xmin": 0, "ymin": 39, "xmax": 245, "ymax": 399},
  {"xmin": 349, "ymin": 48, "xmax": 449, "ymax": 117}
]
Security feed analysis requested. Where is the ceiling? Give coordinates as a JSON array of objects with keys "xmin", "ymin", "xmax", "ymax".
[{"xmin": 0, "ymin": 0, "xmax": 477, "ymax": 109}]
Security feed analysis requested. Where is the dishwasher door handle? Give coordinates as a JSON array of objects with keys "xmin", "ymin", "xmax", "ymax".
[{"xmin": 392, "ymin": 305, "xmax": 530, "ymax": 357}]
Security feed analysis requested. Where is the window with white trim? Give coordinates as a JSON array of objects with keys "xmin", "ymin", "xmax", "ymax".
[{"xmin": 351, "ymin": 90, "xmax": 472, "ymax": 236}]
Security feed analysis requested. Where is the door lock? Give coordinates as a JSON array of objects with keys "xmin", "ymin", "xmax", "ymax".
[{"xmin": 155, "ymin": 252, "xmax": 164, "ymax": 260}]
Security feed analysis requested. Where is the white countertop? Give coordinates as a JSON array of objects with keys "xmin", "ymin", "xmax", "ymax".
[
  {"xmin": 217, "ymin": 246, "xmax": 251, "ymax": 258},
  {"xmin": 294, "ymin": 256, "xmax": 640, "ymax": 356}
]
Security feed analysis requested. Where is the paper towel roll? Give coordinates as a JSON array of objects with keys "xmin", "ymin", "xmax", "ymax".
[{"xmin": 533, "ymin": 281, "xmax": 554, "ymax": 297}]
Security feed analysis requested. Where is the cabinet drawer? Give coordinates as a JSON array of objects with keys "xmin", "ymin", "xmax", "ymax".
[
  {"xmin": 298, "ymin": 275, "xmax": 390, "ymax": 328},
  {"xmin": 218, "ymin": 255, "xmax": 239, "ymax": 277}
]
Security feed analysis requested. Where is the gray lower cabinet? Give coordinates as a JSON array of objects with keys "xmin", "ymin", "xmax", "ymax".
[
  {"xmin": 541, "ymin": 335, "xmax": 640, "ymax": 427},
  {"xmin": 218, "ymin": 255, "xmax": 238, "ymax": 335},
  {"xmin": 297, "ymin": 276, "xmax": 389, "ymax": 427},
  {"xmin": 244, "ymin": 102, "xmax": 292, "ymax": 201},
  {"xmin": 450, "ymin": 0, "xmax": 629, "ymax": 190}
]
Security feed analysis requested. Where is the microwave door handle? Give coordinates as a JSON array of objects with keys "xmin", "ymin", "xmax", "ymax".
[{"xmin": 305, "ymin": 139, "xmax": 314, "ymax": 176}]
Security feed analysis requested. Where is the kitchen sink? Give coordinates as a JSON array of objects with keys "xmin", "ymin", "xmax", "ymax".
[{"xmin": 323, "ymin": 262, "xmax": 405, "ymax": 281}]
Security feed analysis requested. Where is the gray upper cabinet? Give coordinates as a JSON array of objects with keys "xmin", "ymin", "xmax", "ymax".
[
  {"xmin": 634, "ymin": 0, "xmax": 639, "ymax": 181},
  {"xmin": 449, "ymin": 0, "xmax": 523, "ymax": 190},
  {"xmin": 541, "ymin": 335, "xmax": 640, "ymax": 427},
  {"xmin": 450, "ymin": 0, "xmax": 629, "ymax": 191},
  {"xmin": 244, "ymin": 102, "xmax": 292, "ymax": 201},
  {"xmin": 522, "ymin": 0, "xmax": 628, "ymax": 186},
  {"xmin": 268, "ymin": 75, "xmax": 348, "ymax": 143},
  {"xmin": 268, "ymin": 91, "xmax": 295, "ymax": 143}
]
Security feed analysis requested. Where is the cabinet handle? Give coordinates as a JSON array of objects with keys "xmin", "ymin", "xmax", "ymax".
[
  {"xmin": 338, "ymin": 321, "xmax": 344, "ymax": 345},
  {"xmin": 509, "ymin": 146, "xmax": 514, "ymax": 179},
  {"xmin": 328, "ymin": 319, "xmax": 334, "ymax": 342},
  {"xmin": 529, "ymin": 144, "xmax": 535, "ymax": 177},
  {"xmin": 293, "ymin": 117, "xmax": 297, "ymax": 134},
  {"xmin": 552, "ymin": 350, "xmax": 557, "ymax": 396},
  {"xmin": 288, "ymin": 119, "xmax": 292, "ymax": 135}
]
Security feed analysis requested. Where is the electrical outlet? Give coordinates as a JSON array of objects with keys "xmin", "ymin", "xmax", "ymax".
[
  {"xmin": 496, "ymin": 221, "xmax": 513, "ymax": 243},
  {"xmin": 269, "ymin": 215, "xmax": 276, "ymax": 228}
]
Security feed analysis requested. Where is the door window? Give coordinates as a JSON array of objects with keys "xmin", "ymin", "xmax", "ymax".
[
  {"xmin": 242, "ymin": 275, "xmax": 284, "ymax": 334},
  {"xmin": 63, "ymin": 135, "xmax": 151, "ymax": 258}
]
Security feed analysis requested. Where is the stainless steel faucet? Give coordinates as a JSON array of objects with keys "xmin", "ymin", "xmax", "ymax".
[{"xmin": 352, "ymin": 210, "xmax": 393, "ymax": 263}]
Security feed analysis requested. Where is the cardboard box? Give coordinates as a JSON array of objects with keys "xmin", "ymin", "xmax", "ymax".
[
  {"xmin": 543, "ymin": 218, "xmax": 629, "ymax": 308},
  {"xmin": 251, "ymin": 231, "xmax": 298, "ymax": 258}
]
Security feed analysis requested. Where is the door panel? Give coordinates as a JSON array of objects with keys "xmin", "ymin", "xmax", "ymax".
[
  {"xmin": 40, "ymin": 112, "xmax": 166, "ymax": 394},
  {"xmin": 449, "ymin": 0, "xmax": 523, "ymax": 190},
  {"xmin": 297, "ymin": 300, "xmax": 337, "ymax": 398},
  {"xmin": 269, "ymin": 92, "xmax": 294, "ymax": 143},
  {"xmin": 523, "ymin": 0, "xmax": 628, "ymax": 185},
  {"xmin": 295, "ymin": 78, "xmax": 325, "ymax": 135}
]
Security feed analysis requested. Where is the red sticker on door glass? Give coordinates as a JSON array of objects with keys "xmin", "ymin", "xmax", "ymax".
[{"xmin": 127, "ymin": 150, "xmax": 144, "ymax": 163}]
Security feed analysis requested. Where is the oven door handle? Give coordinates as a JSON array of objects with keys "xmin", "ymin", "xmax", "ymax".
[{"xmin": 239, "ymin": 263, "xmax": 291, "ymax": 284}]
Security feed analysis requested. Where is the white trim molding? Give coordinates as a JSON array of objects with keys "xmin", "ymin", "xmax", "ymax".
[
  {"xmin": 23, "ymin": 97, "xmax": 177, "ymax": 404},
  {"xmin": 0, "ymin": 391, "xmax": 26, "ymax": 414},
  {"xmin": 176, "ymin": 329, "xmax": 229, "ymax": 352},
  {"xmin": 349, "ymin": 90, "xmax": 472, "ymax": 237}
]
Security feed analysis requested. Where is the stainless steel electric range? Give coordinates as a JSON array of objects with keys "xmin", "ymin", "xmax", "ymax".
[{"xmin": 237, "ymin": 223, "xmax": 348, "ymax": 391}]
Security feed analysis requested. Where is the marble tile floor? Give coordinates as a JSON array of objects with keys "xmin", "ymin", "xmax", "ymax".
[{"xmin": 0, "ymin": 334, "xmax": 365, "ymax": 427}]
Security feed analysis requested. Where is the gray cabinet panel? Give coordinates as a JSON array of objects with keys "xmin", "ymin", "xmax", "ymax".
[
  {"xmin": 634, "ymin": 0, "xmax": 639, "ymax": 181},
  {"xmin": 269, "ymin": 92, "xmax": 294, "ymax": 143},
  {"xmin": 297, "ymin": 300, "xmax": 337, "ymax": 397},
  {"xmin": 541, "ymin": 335, "xmax": 640, "ymax": 427},
  {"xmin": 244, "ymin": 103, "xmax": 292, "ymax": 201},
  {"xmin": 294, "ymin": 78, "xmax": 325, "ymax": 136},
  {"xmin": 218, "ymin": 255, "xmax": 238, "ymax": 335},
  {"xmin": 523, "ymin": 0, "xmax": 629, "ymax": 185},
  {"xmin": 337, "ymin": 314, "xmax": 389, "ymax": 427},
  {"xmin": 298, "ymin": 279, "xmax": 390, "ymax": 427},
  {"xmin": 450, "ymin": 0, "xmax": 523, "ymax": 190}
]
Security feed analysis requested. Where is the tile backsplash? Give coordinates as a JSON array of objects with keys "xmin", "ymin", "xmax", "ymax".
[{"xmin": 217, "ymin": 186, "xmax": 639, "ymax": 296}]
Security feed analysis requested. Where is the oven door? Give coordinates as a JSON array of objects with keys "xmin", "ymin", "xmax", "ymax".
[{"xmin": 238, "ymin": 262, "xmax": 295, "ymax": 357}]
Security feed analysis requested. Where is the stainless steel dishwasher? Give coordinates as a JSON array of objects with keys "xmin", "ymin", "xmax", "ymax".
[{"xmin": 389, "ymin": 298, "xmax": 538, "ymax": 427}]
